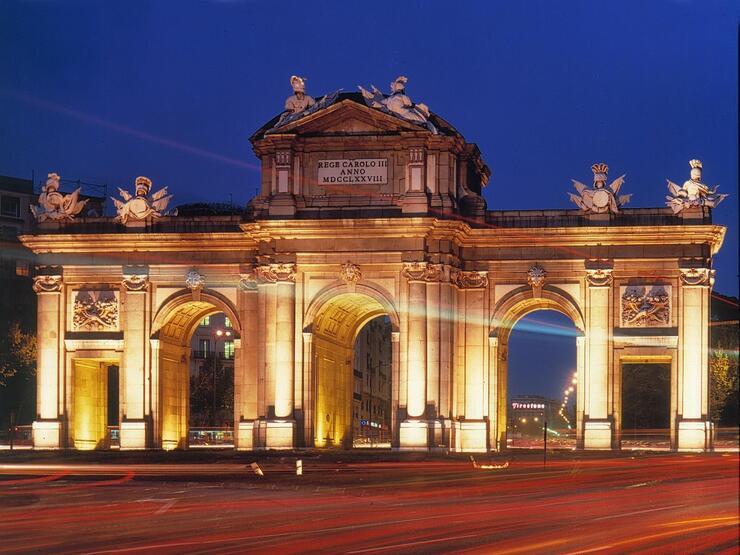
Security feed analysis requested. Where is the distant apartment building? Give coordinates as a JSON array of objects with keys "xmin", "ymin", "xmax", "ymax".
[
  {"xmin": 189, "ymin": 312, "xmax": 235, "ymax": 427},
  {"xmin": 352, "ymin": 316, "xmax": 392, "ymax": 445},
  {"xmin": 0, "ymin": 175, "xmax": 36, "ymax": 277}
]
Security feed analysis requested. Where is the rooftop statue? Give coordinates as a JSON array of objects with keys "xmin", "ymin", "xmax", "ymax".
[
  {"xmin": 112, "ymin": 176, "xmax": 174, "ymax": 224},
  {"xmin": 359, "ymin": 76, "xmax": 437, "ymax": 133},
  {"xmin": 30, "ymin": 173, "xmax": 88, "ymax": 222},
  {"xmin": 666, "ymin": 159, "xmax": 727, "ymax": 214},
  {"xmin": 569, "ymin": 163, "xmax": 631, "ymax": 214},
  {"xmin": 271, "ymin": 75, "xmax": 340, "ymax": 131},
  {"xmin": 285, "ymin": 75, "xmax": 315, "ymax": 114}
]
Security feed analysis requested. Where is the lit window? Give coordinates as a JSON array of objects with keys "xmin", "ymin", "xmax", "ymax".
[
  {"xmin": 199, "ymin": 339, "xmax": 210, "ymax": 354},
  {"xmin": 15, "ymin": 262, "xmax": 29, "ymax": 277},
  {"xmin": 200, "ymin": 316, "xmax": 210, "ymax": 326},
  {"xmin": 224, "ymin": 340, "xmax": 235, "ymax": 359},
  {"xmin": 0, "ymin": 196, "xmax": 20, "ymax": 218},
  {"xmin": 224, "ymin": 316, "xmax": 231, "ymax": 328}
]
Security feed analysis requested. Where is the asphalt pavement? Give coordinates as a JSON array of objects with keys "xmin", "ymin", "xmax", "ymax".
[{"xmin": 0, "ymin": 450, "xmax": 737, "ymax": 554}]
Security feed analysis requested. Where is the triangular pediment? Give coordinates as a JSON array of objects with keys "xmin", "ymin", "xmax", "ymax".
[{"xmin": 274, "ymin": 99, "xmax": 426, "ymax": 135}]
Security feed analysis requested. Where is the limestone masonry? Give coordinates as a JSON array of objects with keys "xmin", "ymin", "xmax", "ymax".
[{"xmin": 21, "ymin": 76, "xmax": 726, "ymax": 452}]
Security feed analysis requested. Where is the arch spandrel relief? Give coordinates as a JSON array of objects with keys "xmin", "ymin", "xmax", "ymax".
[{"xmin": 19, "ymin": 77, "xmax": 727, "ymax": 453}]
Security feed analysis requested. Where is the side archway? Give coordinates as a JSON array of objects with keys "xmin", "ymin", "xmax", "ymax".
[{"xmin": 489, "ymin": 286, "xmax": 585, "ymax": 450}]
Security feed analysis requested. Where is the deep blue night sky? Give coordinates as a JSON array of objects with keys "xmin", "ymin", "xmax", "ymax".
[{"xmin": 1, "ymin": 1, "xmax": 737, "ymax": 399}]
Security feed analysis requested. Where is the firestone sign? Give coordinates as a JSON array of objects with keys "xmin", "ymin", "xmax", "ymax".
[{"xmin": 318, "ymin": 158, "xmax": 388, "ymax": 185}]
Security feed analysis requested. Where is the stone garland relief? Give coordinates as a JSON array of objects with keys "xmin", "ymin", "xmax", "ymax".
[
  {"xmin": 620, "ymin": 285, "xmax": 671, "ymax": 328},
  {"xmin": 72, "ymin": 291, "xmax": 119, "ymax": 331}
]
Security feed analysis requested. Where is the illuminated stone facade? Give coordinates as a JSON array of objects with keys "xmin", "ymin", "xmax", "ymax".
[{"xmin": 21, "ymin": 87, "xmax": 726, "ymax": 452}]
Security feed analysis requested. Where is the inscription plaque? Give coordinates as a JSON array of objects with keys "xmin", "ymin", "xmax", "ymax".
[{"xmin": 318, "ymin": 159, "xmax": 388, "ymax": 185}]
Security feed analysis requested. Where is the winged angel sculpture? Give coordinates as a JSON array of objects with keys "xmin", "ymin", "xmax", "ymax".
[
  {"xmin": 569, "ymin": 163, "xmax": 631, "ymax": 214},
  {"xmin": 112, "ymin": 176, "xmax": 174, "ymax": 224},
  {"xmin": 666, "ymin": 159, "xmax": 727, "ymax": 214},
  {"xmin": 31, "ymin": 173, "xmax": 88, "ymax": 222}
]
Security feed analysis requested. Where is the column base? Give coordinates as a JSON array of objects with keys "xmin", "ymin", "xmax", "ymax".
[
  {"xmin": 265, "ymin": 420, "xmax": 295, "ymax": 449},
  {"xmin": 453, "ymin": 420, "xmax": 488, "ymax": 453},
  {"xmin": 399, "ymin": 420, "xmax": 429, "ymax": 450},
  {"xmin": 236, "ymin": 421, "xmax": 256, "ymax": 451},
  {"xmin": 120, "ymin": 420, "xmax": 147, "ymax": 450},
  {"xmin": 677, "ymin": 420, "xmax": 712, "ymax": 451},
  {"xmin": 33, "ymin": 420, "xmax": 63, "ymax": 449},
  {"xmin": 583, "ymin": 420, "xmax": 612, "ymax": 449}
]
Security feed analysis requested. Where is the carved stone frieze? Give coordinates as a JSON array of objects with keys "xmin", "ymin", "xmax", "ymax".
[
  {"xmin": 339, "ymin": 262, "xmax": 362, "ymax": 287},
  {"xmin": 402, "ymin": 262, "xmax": 443, "ymax": 283},
  {"xmin": 451, "ymin": 269, "xmax": 488, "ymax": 289},
  {"xmin": 33, "ymin": 274, "xmax": 62, "ymax": 293},
  {"xmin": 255, "ymin": 263, "xmax": 296, "ymax": 284},
  {"xmin": 620, "ymin": 285, "xmax": 671, "ymax": 327},
  {"xmin": 73, "ymin": 291, "xmax": 119, "ymax": 331},
  {"xmin": 679, "ymin": 267, "xmax": 715, "ymax": 287}
]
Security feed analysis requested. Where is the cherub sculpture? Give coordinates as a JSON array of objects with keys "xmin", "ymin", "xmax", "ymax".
[
  {"xmin": 666, "ymin": 159, "xmax": 727, "ymax": 214},
  {"xmin": 30, "ymin": 173, "xmax": 88, "ymax": 222},
  {"xmin": 112, "ymin": 176, "xmax": 174, "ymax": 224},
  {"xmin": 569, "ymin": 163, "xmax": 631, "ymax": 214},
  {"xmin": 359, "ymin": 76, "xmax": 437, "ymax": 133}
]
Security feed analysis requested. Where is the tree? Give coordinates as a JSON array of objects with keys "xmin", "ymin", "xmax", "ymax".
[
  {"xmin": 0, "ymin": 321, "xmax": 37, "ymax": 425},
  {"xmin": 709, "ymin": 352, "xmax": 735, "ymax": 425}
]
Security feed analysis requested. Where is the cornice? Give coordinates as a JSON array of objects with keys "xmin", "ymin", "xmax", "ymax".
[
  {"xmin": 18, "ymin": 220, "xmax": 726, "ymax": 256},
  {"xmin": 19, "ymin": 232, "xmax": 257, "ymax": 254}
]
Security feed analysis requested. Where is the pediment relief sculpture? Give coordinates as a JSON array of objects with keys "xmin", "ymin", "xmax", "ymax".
[
  {"xmin": 666, "ymin": 159, "xmax": 727, "ymax": 214},
  {"xmin": 112, "ymin": 176, "xmax": 174, "ymax": 224},
  {"xmin": 31, "ymin": 173, "xmax": 88, "ymax": 222},
  {"xmin": 569, "ymin": 163, "xmax": 631, "ymax": 214},
  {"xmin": 73, "ymin": 291, "xmax": 119, "ymax": 331}
]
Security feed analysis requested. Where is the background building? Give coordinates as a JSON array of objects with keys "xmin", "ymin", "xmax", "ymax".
[{"xmin": 352, "ymin": 316, "xmax": 392, "ymax": 446}]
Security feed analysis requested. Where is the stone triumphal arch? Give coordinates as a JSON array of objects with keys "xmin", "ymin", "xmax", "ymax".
[{"xmin": 22, "ymin": 77, "xmax": 726, "ymax": 452}]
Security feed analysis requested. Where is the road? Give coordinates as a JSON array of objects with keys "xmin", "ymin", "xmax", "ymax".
[{"xmin": 0, "ymin": 452, "xmax": 737, "ymax": 554}]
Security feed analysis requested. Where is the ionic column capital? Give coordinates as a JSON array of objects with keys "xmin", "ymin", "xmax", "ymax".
[
  {"xmin": 255, "ymin": 263, "xmax": 296, "ymax": 284},
  {"xmin": 33, "ymin": 274, "xmax": 62, "ymax": 293}
]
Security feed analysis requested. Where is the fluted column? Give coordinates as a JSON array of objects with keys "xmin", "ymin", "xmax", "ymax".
[
  {"xmin": 120, "ymin": 269, "xmax": 149, "ymax": 449},
  {"xmin": 256, "ymin": 262, "xmax": 296, "ymax": 449},
  {"xmin": 583, "ymin": 268, "xmax": 613, "ymax": 449},
  {"xmin": 452, "ymin": 269, "xmax": 489, "ymax": 452},
  {"xmin": 399, "ymin": 262, "xmax": 431, "ymax": 450},
  {"xmin": 32, "ymin": 271, "xmax": 64, "ymax": 449},
  {"xmin": 677, "ymin": 266, "xmax": 713, "ymax": 451},
  {"xmin": 236, "ymin": 271, "xmax": 258, "ymax": 450}
]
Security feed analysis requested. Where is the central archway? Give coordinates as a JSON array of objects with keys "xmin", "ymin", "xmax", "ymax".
[
  {"xmin": 152, "ymin": 290, "xmax": 240, "ymax": 450},
  {"xmin": 307, "ymin": 286, "xmax": 399, "ymax": 448}
]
